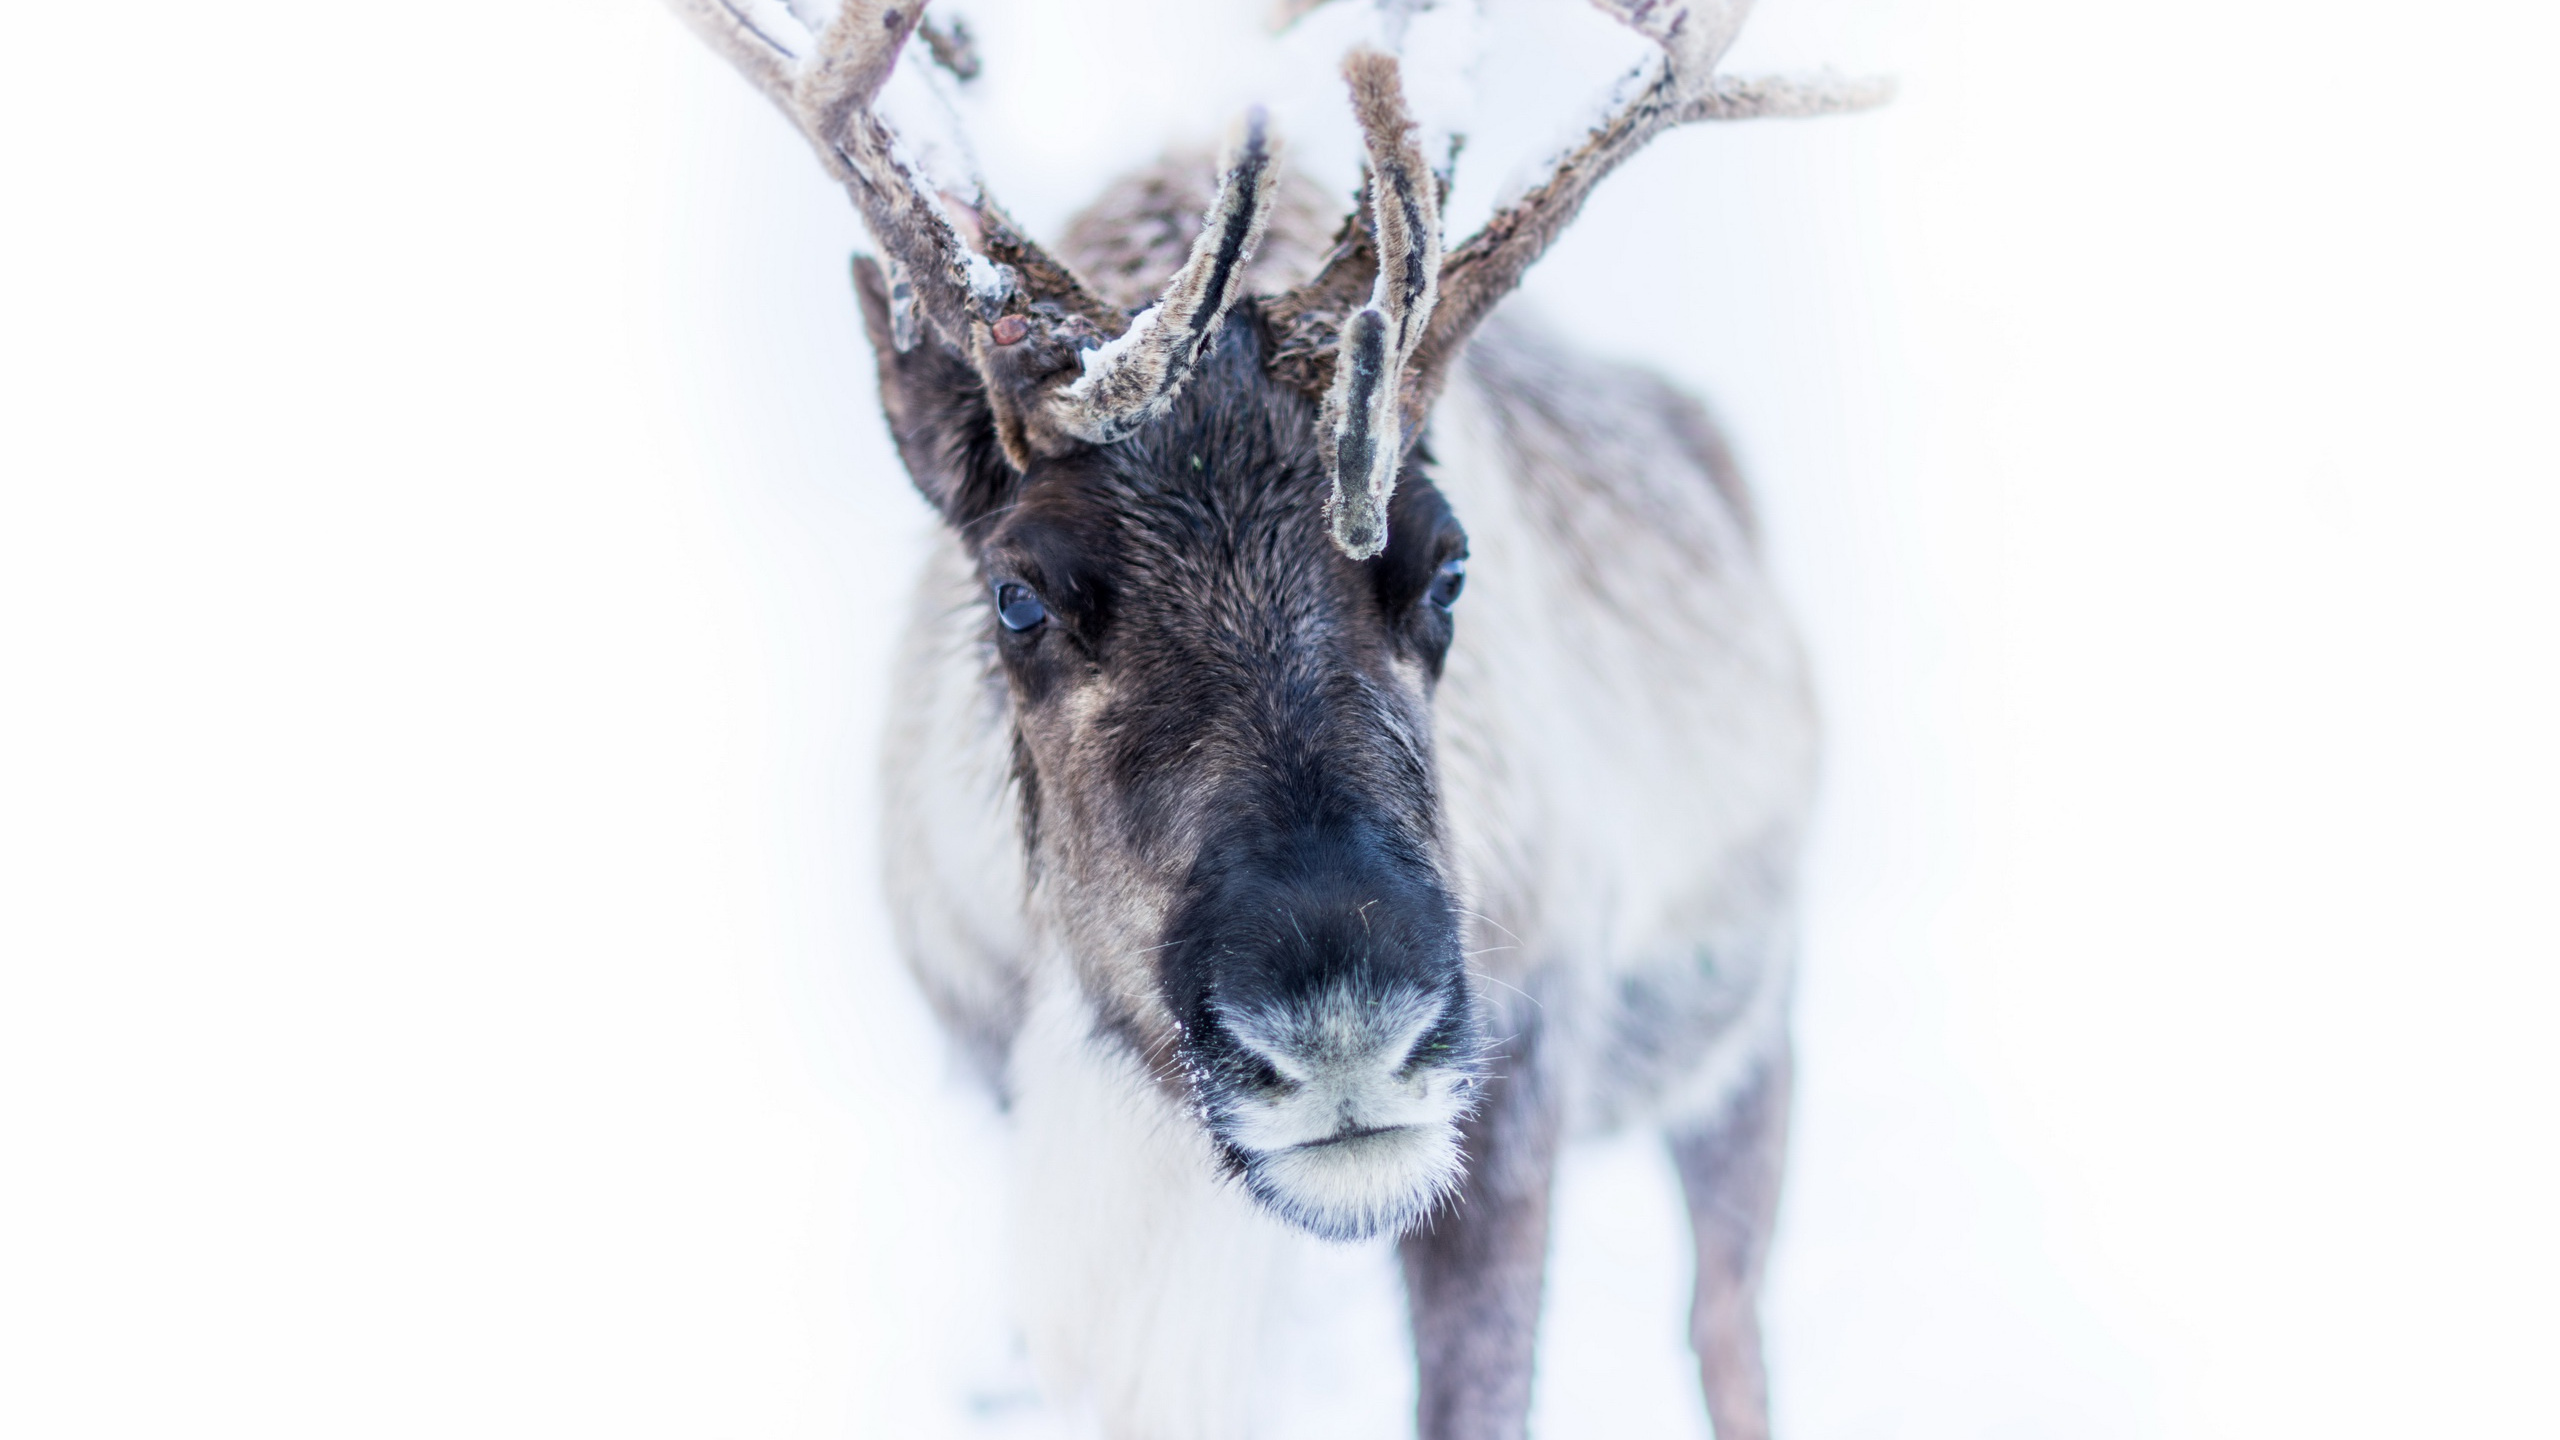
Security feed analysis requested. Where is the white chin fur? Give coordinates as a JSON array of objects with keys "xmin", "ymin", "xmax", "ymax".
[
  {"xmin": 1215, "ymin": 987, "xmax": 1479, "ymax": 1238},
  {"xmin": 1239, "ymin": 1119, "xmax": 1465, "ymax": 1241}
]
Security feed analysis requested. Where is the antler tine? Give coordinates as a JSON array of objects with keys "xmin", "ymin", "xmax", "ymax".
[
  {"xmin": 667, "ymin": 0, "xmax": 984, "ymax": 347},
  {"xmin": 1321, "ymin": 49, "xmax": 1439, "ymax": 560},
  {"xmin": 667, "ymin": 0, "xmax": 1118, "ymax": 359},
  {"xmin": 1400, "ymin": 0, "xmax": 1892, "ymax": 424},
  {"xmin": 672, "ymin": 1, "xmax": 1290, "ymax": 462},
  {"xmin": 1609, "ymin": 0, "xmax": 1758, "ymax": 73},
  {"xmin": 665, "ymin": 0, "xmax": 802, "ymax": 101},
  {"xmin": 1051, "ymin": 112, "xmax": 1282, "ymax": 445}
]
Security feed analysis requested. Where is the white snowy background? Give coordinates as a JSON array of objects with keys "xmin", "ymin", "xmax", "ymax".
[{"xmin": 3, "ymin": 1, "xmax": 2554, "ymax": 1437}]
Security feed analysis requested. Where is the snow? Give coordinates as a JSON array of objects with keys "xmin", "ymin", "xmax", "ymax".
[
  {"xmin": 1073, "ymin": 306, "xmax": 1160, "ymax": 387},
  {"xmin": 963, "ymin": 249, "xmax": 1012, "ymax": 310},
  {"xmin": 3, "ymin": 1, "xmax": 2557, "ymax": 1438}
]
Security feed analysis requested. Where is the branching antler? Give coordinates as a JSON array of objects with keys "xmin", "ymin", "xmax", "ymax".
[
  {"xmin": 666, "ymin": 0, "xmax": 1280, "ymax": 467},
  {"xmin": 1407, "ymin": 1, "xmax": 1891, "ymax": 430},
  {"xmin": 669, "ymin": 0, "xmax": 1006, "ymax": 351},
  {"xmin": 673, "ymin": 0, "xmax": 1881, "ymax": 553},
  {"xmin": 1276, "ymin": 0, "xmax": 1890, "ymax": 557}
]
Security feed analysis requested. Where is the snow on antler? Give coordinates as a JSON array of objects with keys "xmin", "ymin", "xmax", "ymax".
[
  {"xmin": 1270, "ymin": 0, "xmax": 1889, "ymax": 559},
  {"xmin": 1321, "ymin": 50, "xmax": 1440, "ymax": 560},
  {"xmin": 1057, "ymin": 113, "xmax": 1281, "ymax": 445},
  {"xmin": 1403, "ymin": 0, "xmax": 1892, "ymax": 429},
  {"xmin": 666, "ymin": 0, "xmax": 1007, "ymax": 349},
  {"xmin": 667, "ymin": 0, "xmax": 1282, "ymax": 465}
]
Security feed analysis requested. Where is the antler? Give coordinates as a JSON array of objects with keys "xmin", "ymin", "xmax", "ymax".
[
  {"xmin": 1406, "ymin": 0, "xmax": 1891, "ymax": 426},
  {"xmin": 667, "ymin": 0, "xmax": 1281, "ymax": 467},
  {"xmin": 1053, "ymin": 113, "xmax": 1281, "ymax": 445},
  {"xmin": 1274, "ymin": 0, "xmax": 1890, "ymax": 558},
  {"xmin": 668, "ymin": 1, "xmax": 1033, "ymax": 352},
  {"xmin": 1319, "ymin": 51, "xmax": 1440, "ymax": 559}
]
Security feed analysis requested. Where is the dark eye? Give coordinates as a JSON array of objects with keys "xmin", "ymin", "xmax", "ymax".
[
  {"xmin": 1425, "ymin": 557, "xmax": 1466, "ymax": 611},
  {"xmin": 994, "ymin": 580, "xmax": 1047, "ymax": 632}
]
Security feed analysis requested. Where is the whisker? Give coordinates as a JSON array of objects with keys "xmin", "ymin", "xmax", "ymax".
[{"xmin": 1466, "ymin": 967, "xmax": 1545, "ymax": 1012}]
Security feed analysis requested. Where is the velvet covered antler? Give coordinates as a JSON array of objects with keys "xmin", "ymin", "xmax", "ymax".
[
  {"xmin": 665, "ymin": 0, "xmax": 1281, "ymax": 468},
  {"xmin": 1316, "ymin": 51, "xmax": 1441, "ymax": 559},
  {"xmin": 1275, "ymin": 0, "xmax": 1891, "ymax": 556},
  {"xmin": 1408, "ymin": 1, "xmax": 1891, "ymax": 427}
]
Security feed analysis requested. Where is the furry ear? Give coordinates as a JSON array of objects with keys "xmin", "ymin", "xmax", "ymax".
[{"xmin": 851, "ymin": 255, "xmax": 1022, "ymax": 530}]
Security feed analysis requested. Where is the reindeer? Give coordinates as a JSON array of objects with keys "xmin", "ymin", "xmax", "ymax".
[{"xmin": 665, "ymin": 2, "xmax": 1884, "ymax": 1436}]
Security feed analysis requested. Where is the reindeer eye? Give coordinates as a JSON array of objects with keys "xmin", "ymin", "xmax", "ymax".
[
  {"xmin": 1426, "ymin": 557, "xmax": 1466, "ymax": 611},
  {"xmin": 994, "ymin": 581, "xmax": 1047, "ymax": 632}
]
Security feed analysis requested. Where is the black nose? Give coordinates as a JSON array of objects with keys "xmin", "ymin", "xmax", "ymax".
[{"xmin": 1158, "ymin": 819, "xmax": 1464, "ymax": 1041}]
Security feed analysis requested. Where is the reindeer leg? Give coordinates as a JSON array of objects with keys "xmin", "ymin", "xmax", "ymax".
[
  {"xmin": 1667, "ymin": 1038, "xmax": 1793, "ymax": 1440},
  {"xmin": 1400, "ymin": 1019, "xmax": 1562, "ymax": 1440}
]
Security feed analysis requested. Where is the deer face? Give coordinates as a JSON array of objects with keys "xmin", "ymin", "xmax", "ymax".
[{"xmin": 866, "ymin": 288, "xmax": 1481, "ymax": 1239}]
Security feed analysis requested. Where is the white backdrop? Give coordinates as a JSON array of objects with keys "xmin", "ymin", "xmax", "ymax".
[{"xmin": 3, "ymin": 2, "xmax": 2553, "ymax": 1437}]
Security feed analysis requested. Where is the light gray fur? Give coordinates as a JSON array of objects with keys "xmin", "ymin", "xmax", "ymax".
[{"xmin": 880, "ymin": 164, "xmax": 1816, "ymax": 1440}]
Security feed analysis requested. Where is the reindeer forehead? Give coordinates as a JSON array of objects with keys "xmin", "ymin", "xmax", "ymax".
[
  {"xmin": 997, "ymin": 465, "xmax": 1342, "ymax": 634},
  {"xmin": 995, "ymin": 326, "xmax": 1342, "ymax": 590}
]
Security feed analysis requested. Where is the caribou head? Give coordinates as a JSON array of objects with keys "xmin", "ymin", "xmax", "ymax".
[{"xmin": 669, "ymin": 0, "xmax": 1885, "ymax": 1240}]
